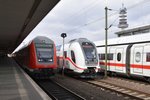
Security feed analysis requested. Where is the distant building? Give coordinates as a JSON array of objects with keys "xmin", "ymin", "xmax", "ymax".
[{"xmin": 115, "ymin": 25, "xmax": 150, "ymax": 37}]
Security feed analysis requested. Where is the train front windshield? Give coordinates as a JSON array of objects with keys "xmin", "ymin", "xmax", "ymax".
[
  {"xmin": 35, "ymin": 44, "xmax": 54, "ymax": 62},
  {"xmin": 82, "ymin": 42, "xmax": 97, "ymax": 59}
]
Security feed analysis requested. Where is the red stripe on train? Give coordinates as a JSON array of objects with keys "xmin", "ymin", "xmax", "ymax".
[
  {"xmin": 58, "ymin": 57, "xmax": 100, "ymax": 70},
  {"xmin": 100, "ymin": 62, "xmax": 150, "ymax": 69},
  {"xmin": 58, "ymin": 57, "xmax": 85, "ymax": 70},
  {"xmin": 100, "ymin": 62, "xmax": 125, "ymax": 67}
]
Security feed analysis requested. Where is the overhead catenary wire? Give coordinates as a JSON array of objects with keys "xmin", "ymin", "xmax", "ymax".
[
  {"xmin": 66, "ymin": 0, "xmax": 150, "ymax": 34},
  {"xmin": 64, "ymin": 0, "xmax": 101, "ymax": 23}
]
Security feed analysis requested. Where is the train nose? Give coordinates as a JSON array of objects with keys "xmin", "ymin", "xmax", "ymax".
[
  {"xmin": 81, "ymin": 67, "xmax": 97, "ymax": 78},
  {"xmin": 83, "ymin": 67, "xmax": 96, "ymax": 74}
]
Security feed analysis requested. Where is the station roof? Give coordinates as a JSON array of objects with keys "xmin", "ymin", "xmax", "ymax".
[
  {"xmin": 94, "ymin": 33, "xmax": 150, "ymax": 46},
  {"xmin": 115, "ymin": 25, "xmax": 150, "ymax": 37},
  {"xmin": 0, "ymin": 0, "xmax": 60, "ymax": 54}
]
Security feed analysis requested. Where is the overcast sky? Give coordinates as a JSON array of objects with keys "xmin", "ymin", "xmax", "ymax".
[{"xmin": 14, "ymin": 0, "xmax": 150, "ymax": 53}]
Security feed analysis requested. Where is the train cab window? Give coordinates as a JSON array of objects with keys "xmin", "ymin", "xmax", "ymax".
[
  {"xmin": 64, "ymin": 51, "xmax": 67, "ymax": 58},
  {"xmin": 146, "ymin": 53, "xmax": 150, "ymax": 62},
  {"xmin": 71, "ymin": 51, "xmax": 76, "ymax": 63},
  {"xmin": 36, "ymin": 43, "xmax": 54, "ymax": 62},
  {"xmin": 135, "ymin": 52, "xmax": 141, "ymax": 62},
  {"xmin": 82, "ymin": 42, "xmax": 96, "ymax": 59},
  {"xmin": 117, "ymin": 53, "xmax": 121, "ymax": 61}
]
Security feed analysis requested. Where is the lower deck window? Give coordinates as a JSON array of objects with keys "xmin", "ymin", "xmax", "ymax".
[
  {"xmin": 99, "ymin": 53, "xmax": 113, "ymax": 60},
  {"xmin": 146, "ymin": 53, "xmax": 150, "ymax": 62}
]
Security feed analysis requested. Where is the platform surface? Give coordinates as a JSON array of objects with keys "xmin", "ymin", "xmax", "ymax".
[{"xmin": 0, "ymin": 57, "xmax": 51, "ymax": 100}]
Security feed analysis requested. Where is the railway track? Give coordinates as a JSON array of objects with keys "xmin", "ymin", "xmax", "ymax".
[
  {"xmin": 16, "ymin": 61, "xmax": 85, "ymax": 100},
  {"xmin": 83, "ymin": 78, "xmax": 150, "ymax": 100},
  {"xmin": 37, "ymin": 79, "xmax": 85, "ymax": 100}
]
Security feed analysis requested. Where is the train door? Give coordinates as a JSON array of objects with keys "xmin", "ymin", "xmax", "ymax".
[
  {"xmin": 126, "ymin": 44, "xmax": 133, "ymax": 76},
  {"xmin": 115, "ymin": 48, "xmax": 124, "ymax": 71},
  {"xmin": 133, "ymin": 46, "xmax": 143, "ymax": 74},
  {"xmin": 108, "ymin": 47, "xmax": 115, "ymax": 71}
]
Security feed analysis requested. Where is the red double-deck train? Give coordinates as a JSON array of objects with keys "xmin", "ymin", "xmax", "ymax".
[{"xmin": 16, "ymin": 36, "xmax": 57, "ymax": 78}]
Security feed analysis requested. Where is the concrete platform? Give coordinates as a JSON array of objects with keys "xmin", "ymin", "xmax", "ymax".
[{"xmin": 0, "ymin": 57, "xmax": 51, "ymax": 100}]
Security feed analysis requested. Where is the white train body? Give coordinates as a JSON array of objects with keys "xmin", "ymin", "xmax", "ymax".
[
  {"xmin": 58, "ymin": 38, "xmax": 99, "ymax": 78},
  {"xmin": 95, "ymin": 33, "xmax": 150, "ymax": 78}
]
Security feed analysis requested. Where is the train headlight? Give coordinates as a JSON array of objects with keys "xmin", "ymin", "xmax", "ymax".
[
  {"xmin": 48, "ymin": 59, "xmax": 53, "ymax": 62},
  {"xmin": 85, "ymin": 60, "xmax": 89, "ymax": 64},
  {"xmin": 38, "ymin": 59, "xmax": 43, "ymax": 62}
]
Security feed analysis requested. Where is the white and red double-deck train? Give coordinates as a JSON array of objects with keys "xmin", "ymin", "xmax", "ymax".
[
  {"xmin": 16, "ymin": 36, "xmax": 57, "ymax": 78},
  {"xmin": 57, "ymin": 38, "xmax": 99, "ymax": 78},
  {"xmin": 95, "ymin": 33, "xmax": 150, "ymax": 81}
]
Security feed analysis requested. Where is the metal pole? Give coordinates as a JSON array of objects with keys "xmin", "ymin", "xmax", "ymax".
[
  {"xmin": 105, "ymin": 7, "xmax": 108, "ymax": 78},
  {"xmin": 62, "ymin": 37, "xmax": 64, "ymax": 76},
  {"xmin": 61, "ymin": 33, "xmax": 67, "ymax": 76}
]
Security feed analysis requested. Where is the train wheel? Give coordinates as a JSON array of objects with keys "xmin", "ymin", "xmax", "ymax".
[
  {"xmin": 147, "ymin": 78, "xmax": 150, "ymax": 83},
  {"xmin": 58, "ymin": 68, "xmax": 63, "ymax": 73},
  {"xmin": 144, "ymin": 77, "xmax": 150, "ymax": 83},
  {"xmin": 109, "ymin": 72, "xmax": 117, "ymax": 77},
  {"xmin": 108, "ymin": 72, "xmax": 113, "ymax": 77}
]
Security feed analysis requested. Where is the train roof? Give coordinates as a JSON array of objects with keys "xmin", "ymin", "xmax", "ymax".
[
  {"xmin": 60, "ymin": 38, "xmax": 92, "ymax": 51},
  {"xmin": 13, "ymin": 36, "xmax": 54, "ymax": 54},
  {"xmin": 33, "ymin": 36, "xmax": 54, "ymax": 44},
  {"xmin": 68, "ymin": 38, "xmax": 89, "ymax": 43},
  {"xmin": 94, "ymin": 33, "xmax": 150, "ymax": 46}
]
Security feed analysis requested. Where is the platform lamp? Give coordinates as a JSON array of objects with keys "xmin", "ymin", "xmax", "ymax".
[{"xmin": 61, "ymin": 33, "xmax": 67, "ymax": 76}]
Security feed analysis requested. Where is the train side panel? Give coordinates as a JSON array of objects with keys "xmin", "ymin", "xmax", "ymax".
[
  {"xmin": 58, "ymin": 43, "xmax": 85, "ymax": 73},
  {"xmin": 69, "ymin": 42, "xmax": 86, "ymax": 73},
  {"xmin": 98, "ymin": 45, "xmax": 127, "ymax": 74},
  {"xmin": 29, "ymin": 42, "xmax": 36, "ymax": 69},
  {"xmin": 130, "ymin": 43, "xmax": 150, "ymax": 77}
]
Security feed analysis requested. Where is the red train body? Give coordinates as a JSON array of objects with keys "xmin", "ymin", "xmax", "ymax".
[{"xmin": 16, "ymin": 36, "xmax": 57, "ymax": 78}]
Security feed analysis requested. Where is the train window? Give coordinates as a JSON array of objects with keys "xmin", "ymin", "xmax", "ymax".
[
  {"xmin": 35, "ymin": 43, "xmax": 54, "ymax": 63},
  {"xmin": 135, "ymin": 52, "xmax": 141, "ymax": 62},
  {"xmin": 36, "ymin": 44, "xmax": 53, "ymax": 48},
  {"xmin": 64, "ymin": 51, "xmax": 67, "ymax": 58},
  {"xmin": 36, "ymin": 48, "xmax": 53, "ymax": 62},
  {"xmin": 71, "ymin": 51, "xmax": 76, "ymax": 63},
  {"xmin": 146, "ymin": 53, "xmax": 150, "ymax": 62},
  {"xmin": 99, "ymin": 54, "xmax": 105, "ymax": 60},
  {"xmin": 108, "ymin": 53, "xmax": 113, "ymax": 60},
  {"xmin": 117, "ymin": 53, "xmax": 121, "ymax": 61},
  {"xmin": 99, "ymin": 53, "xmax": 113, "ymax": 60},
  {"xmin": 82, "ymin": 42, "xmax": 96, "ymax": 59}
]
